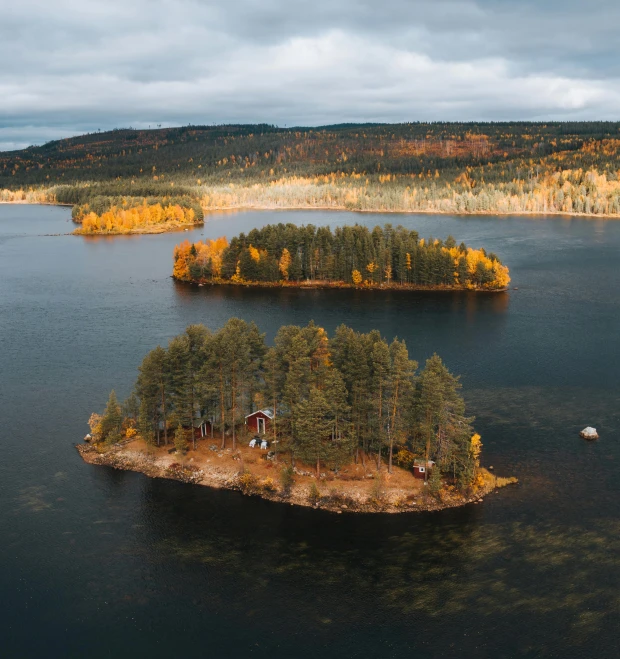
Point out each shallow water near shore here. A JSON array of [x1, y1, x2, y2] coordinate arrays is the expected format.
[[1, 205, 619, 658]]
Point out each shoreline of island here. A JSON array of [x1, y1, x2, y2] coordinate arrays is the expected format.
[[175, 277, 509, 293], [76, 438, 517, 514], [73, 220, 204, 235]]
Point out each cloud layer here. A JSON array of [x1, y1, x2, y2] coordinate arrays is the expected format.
[[2, 0, 620, 150]]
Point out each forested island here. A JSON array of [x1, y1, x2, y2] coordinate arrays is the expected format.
[[72, 200, 203, 235], [5, 122, 620, 222], [78, 320, 516, 513], [172, 223, 510, 290]]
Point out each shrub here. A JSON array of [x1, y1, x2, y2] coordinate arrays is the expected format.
[[308, 481, 321, 505], [279, 465, 295, 496], [394, 448, 415, 469], [428, 467, 443, 497], [260, 477, 278, 493], [174, 424, 189, 454], [105, 428, 122, 447], [237, 471, 260, 495], [370, 473, 386, 502]]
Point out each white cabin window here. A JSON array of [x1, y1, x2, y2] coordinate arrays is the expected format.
[[419, 467, 425, 473], [257, 417, 265, 434]]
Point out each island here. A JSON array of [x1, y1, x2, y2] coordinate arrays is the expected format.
[[77, 320, 516, 513], [72, 199, 203, 235], [172, 224, 510, 291]]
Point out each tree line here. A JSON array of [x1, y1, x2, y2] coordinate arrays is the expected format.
[[91, 320, 482, 490], [173, 223, 510, 290], [5, 122, 620, 220]]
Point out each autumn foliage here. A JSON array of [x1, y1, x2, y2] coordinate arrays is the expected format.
[[74, 202, 200, 234], [173, 236, 229, 280], [173, 224, 510, 290]]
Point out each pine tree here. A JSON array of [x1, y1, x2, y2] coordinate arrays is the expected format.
[[100, 390, 122, 442], [388, 339, 417, 473], [136, 345, 170, 445], [371, 337, 391, 469], [292, 387, 334, 478], [412, 354, 475, 489]]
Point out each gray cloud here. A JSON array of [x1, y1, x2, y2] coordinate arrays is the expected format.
[[2, 0, 620, 151]]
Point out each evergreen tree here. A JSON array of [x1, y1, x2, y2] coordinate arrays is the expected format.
[[412, 354, 475, 489], [371, 337, 391, 469], [388, 340, 417, 473], [100, 390, 122, 441], [135, 345, 170, 445]]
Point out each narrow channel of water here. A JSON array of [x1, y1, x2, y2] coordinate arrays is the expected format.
[[1, 205, 618, 658]]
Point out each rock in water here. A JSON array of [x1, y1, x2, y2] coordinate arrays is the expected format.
[[580, 427, 599, 440]]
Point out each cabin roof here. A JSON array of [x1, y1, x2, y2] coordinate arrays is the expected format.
[[245, 408, 274, 420], [413, 459, 436, 467]]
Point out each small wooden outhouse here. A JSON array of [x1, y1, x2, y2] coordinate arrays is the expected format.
[[412, 459, 436, 479], [244, 409, 274, 435]]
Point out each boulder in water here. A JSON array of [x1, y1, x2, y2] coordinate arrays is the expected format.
[[580, 427, 599, 440]]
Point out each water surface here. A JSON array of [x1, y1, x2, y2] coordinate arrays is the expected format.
[[1, 206, 619, 658]]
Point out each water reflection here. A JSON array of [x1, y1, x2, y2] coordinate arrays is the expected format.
[[172, 281, 510, 349], [100, 473, 619, 652]]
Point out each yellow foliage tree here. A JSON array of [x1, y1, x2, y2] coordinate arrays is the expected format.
[[470, 433, 482, 467], [230, 262, 244, 283], [352, 269, 363, 285], [173, 240, 192, 280], [279, 248, 292, 280], [88, 413, 103, 442]]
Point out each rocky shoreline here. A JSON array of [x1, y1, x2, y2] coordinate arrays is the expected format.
[[176, 277, 508, 294], [76, 441, 517, 514]]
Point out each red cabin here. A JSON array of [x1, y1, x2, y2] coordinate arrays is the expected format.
[[244, 409, 274, 435], [412, 459, 436, 479]]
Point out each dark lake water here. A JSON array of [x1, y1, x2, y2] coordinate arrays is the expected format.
[[1, 205, 619, 658]]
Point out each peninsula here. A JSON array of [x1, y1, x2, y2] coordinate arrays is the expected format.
[[173, 223, 510, 291], [77, 320, 516, 513]]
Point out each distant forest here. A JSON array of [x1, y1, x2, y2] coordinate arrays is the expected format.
[[173, 223, 510, 290], [4, 122, 620, 216]]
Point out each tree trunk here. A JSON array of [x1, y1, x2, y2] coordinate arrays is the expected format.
[[161, 383, 168, 446], [219, 363, 226, 449], [273, 398, 278, 462], [425, 409, 431, 487], [231, 364, 237, 451], [389, 381, 399, 474], [376, 381, 383, 470], [190, 384, 196, 450]]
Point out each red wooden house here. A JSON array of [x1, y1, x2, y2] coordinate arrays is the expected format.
[[245, 409, 274, 435], [412, 459, 436, 479]]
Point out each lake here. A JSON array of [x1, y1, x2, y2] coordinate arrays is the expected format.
[[1, 205, 619, 658]]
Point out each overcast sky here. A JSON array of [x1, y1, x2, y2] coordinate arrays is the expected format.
[[2, 0, 619, 151]]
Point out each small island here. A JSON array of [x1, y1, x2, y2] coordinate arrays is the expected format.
[[77, 320, 516, 513], [172, 224, 510, 291], [72, 199, 203, 235]]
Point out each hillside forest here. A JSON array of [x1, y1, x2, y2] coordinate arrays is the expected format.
[[90, 320, 482, 490], [4, 122, 620, 221], [172, 223, 510, 290]]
